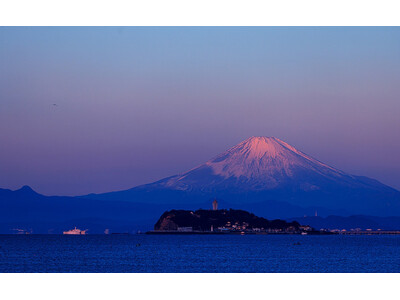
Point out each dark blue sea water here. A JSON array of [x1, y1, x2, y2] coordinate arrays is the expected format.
[[1, 234, 400, 272]]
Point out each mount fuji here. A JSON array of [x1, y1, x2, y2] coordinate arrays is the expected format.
[[85, 137, 400, 218]]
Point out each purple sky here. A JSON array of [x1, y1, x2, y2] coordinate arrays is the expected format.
[[1, 27, 400, 195]]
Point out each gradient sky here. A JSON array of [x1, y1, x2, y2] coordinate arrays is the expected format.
[[1, 27, 400, 195]]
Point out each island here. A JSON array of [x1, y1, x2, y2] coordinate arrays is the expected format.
[[147, 208, 326, 235]]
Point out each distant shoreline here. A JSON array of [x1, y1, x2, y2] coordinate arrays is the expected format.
[[146, 230, 336, 235], [3, 231, 400, 235]]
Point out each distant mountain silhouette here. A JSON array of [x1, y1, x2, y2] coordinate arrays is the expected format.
[[0, 186, 195, 233], [84, 137, 400, 217]]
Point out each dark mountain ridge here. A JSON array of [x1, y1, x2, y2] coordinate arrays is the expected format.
[[0, 185, 195, 233]]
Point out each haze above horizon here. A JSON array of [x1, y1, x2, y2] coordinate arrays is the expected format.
[[1, 27, 400, 195]]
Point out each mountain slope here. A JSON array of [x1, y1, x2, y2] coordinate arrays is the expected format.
[[85, 137, 400, 217]]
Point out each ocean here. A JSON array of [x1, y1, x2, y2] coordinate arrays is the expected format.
[[1, 234, 400, 272]]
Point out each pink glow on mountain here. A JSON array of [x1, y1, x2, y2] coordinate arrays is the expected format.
[[204, 137, 345, 180], [161, 136, 351, 191]]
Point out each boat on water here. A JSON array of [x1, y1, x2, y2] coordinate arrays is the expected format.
[[63, 227, 87, 235]]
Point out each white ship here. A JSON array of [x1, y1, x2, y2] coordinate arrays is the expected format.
[[63, 227, 87, 235]]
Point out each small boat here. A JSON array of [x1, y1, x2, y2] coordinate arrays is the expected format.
[[301, 232, 308, 235], [63, 227, 87, 235]]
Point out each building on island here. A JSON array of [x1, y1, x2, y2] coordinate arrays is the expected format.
[[177, 227, 193, 232], [212, 199, 218, 211]]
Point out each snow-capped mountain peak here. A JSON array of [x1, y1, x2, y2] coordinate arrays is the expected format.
[[204, 136, 343, 179], [158, 136, 350, 191]]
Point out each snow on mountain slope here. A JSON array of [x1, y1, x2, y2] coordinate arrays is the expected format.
[[157, 136, 360, 191], [206, 136, 345, 180]]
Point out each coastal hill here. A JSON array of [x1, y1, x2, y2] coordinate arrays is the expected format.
[[153, 208, 305, 233]]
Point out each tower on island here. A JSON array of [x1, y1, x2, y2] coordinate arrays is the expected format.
[[212, 199, 218, 211]]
